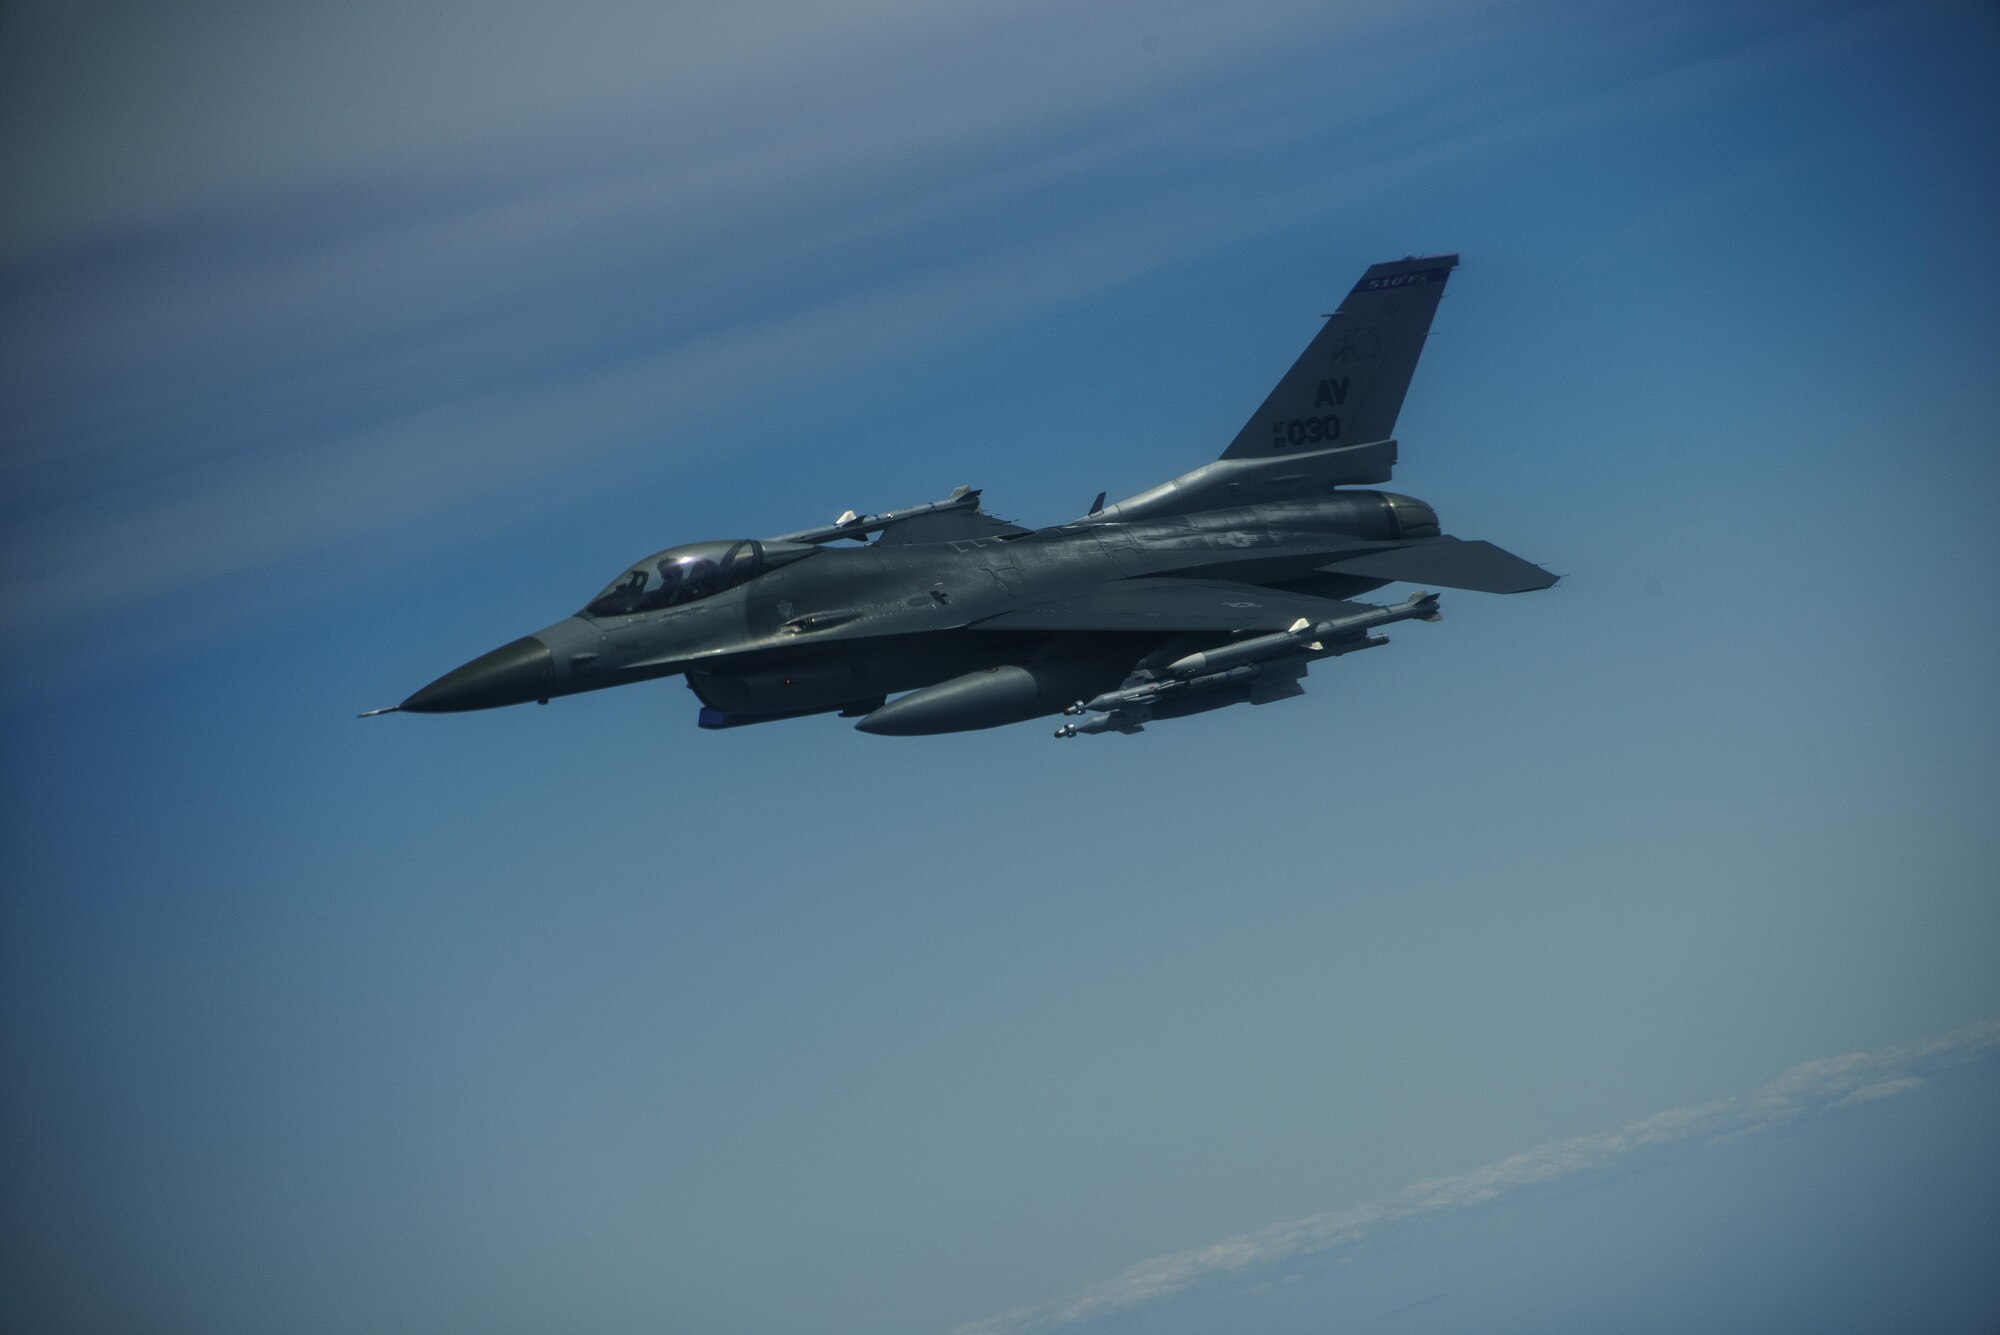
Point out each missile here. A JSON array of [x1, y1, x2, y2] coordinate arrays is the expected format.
[[1055, 661, 1318, 737], [772, 485, 982, 546], [1055, 712, 1122, 738], [1160, 591, 1438, 679], [1072, 664, 1264, 717], [1056, 634, 1388, 734], [1053, 594, 1433, 739]]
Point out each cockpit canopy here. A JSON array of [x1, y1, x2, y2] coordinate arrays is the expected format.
[[584, 540, 766, 618]]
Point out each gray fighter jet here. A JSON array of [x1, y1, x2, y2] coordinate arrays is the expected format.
[[365, 254, 1554, 738]]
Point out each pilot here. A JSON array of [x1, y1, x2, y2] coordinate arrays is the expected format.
[[678, 557, 719, 602], [649, 559, 686, 610]]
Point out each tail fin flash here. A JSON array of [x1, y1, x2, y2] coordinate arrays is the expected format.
[[1221, 254, 1457, 460]]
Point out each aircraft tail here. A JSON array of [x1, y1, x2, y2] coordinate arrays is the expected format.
[[1220, 254, 1456, 460], [1087, 254, 1457, 525]]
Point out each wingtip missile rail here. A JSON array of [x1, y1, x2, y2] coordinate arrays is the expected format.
[[770, 486, 982, 546]]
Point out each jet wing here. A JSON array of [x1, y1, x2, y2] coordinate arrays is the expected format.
[[1317, 537, 1556, 594], [875, 508, 1032, 544], [970, 578, 1373, 633]]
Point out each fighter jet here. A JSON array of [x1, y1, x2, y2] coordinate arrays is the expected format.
[[364, 254, 1554, 738]]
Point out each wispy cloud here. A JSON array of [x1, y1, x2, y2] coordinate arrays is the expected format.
[[1, 1, 1880, 670], [0, 1, 1379, 650], [947, 1014, 2000, 1335]]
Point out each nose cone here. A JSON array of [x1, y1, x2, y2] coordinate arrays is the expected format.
[[401, 636, 555, 713]]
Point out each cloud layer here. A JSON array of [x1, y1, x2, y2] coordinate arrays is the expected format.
[[949, 1014, 2000, 1335], [3, 2, 1856, 666], [0, 0, 1396, 652]]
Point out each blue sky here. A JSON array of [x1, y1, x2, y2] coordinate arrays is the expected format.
[[3, 2, 1997, 1331]]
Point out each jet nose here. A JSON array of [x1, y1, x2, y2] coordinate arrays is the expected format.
[[400, 636, 555, 713]]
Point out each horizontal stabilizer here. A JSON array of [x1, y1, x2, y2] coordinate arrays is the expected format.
[[1319, 538, 1555, 594]]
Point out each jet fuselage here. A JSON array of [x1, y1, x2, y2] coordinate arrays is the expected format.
[[400, 490, 1436, 722], [372, 252, 1557, 739]]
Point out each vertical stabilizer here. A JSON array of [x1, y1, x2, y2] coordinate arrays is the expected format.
[[1220, 254, 1457, 460]]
